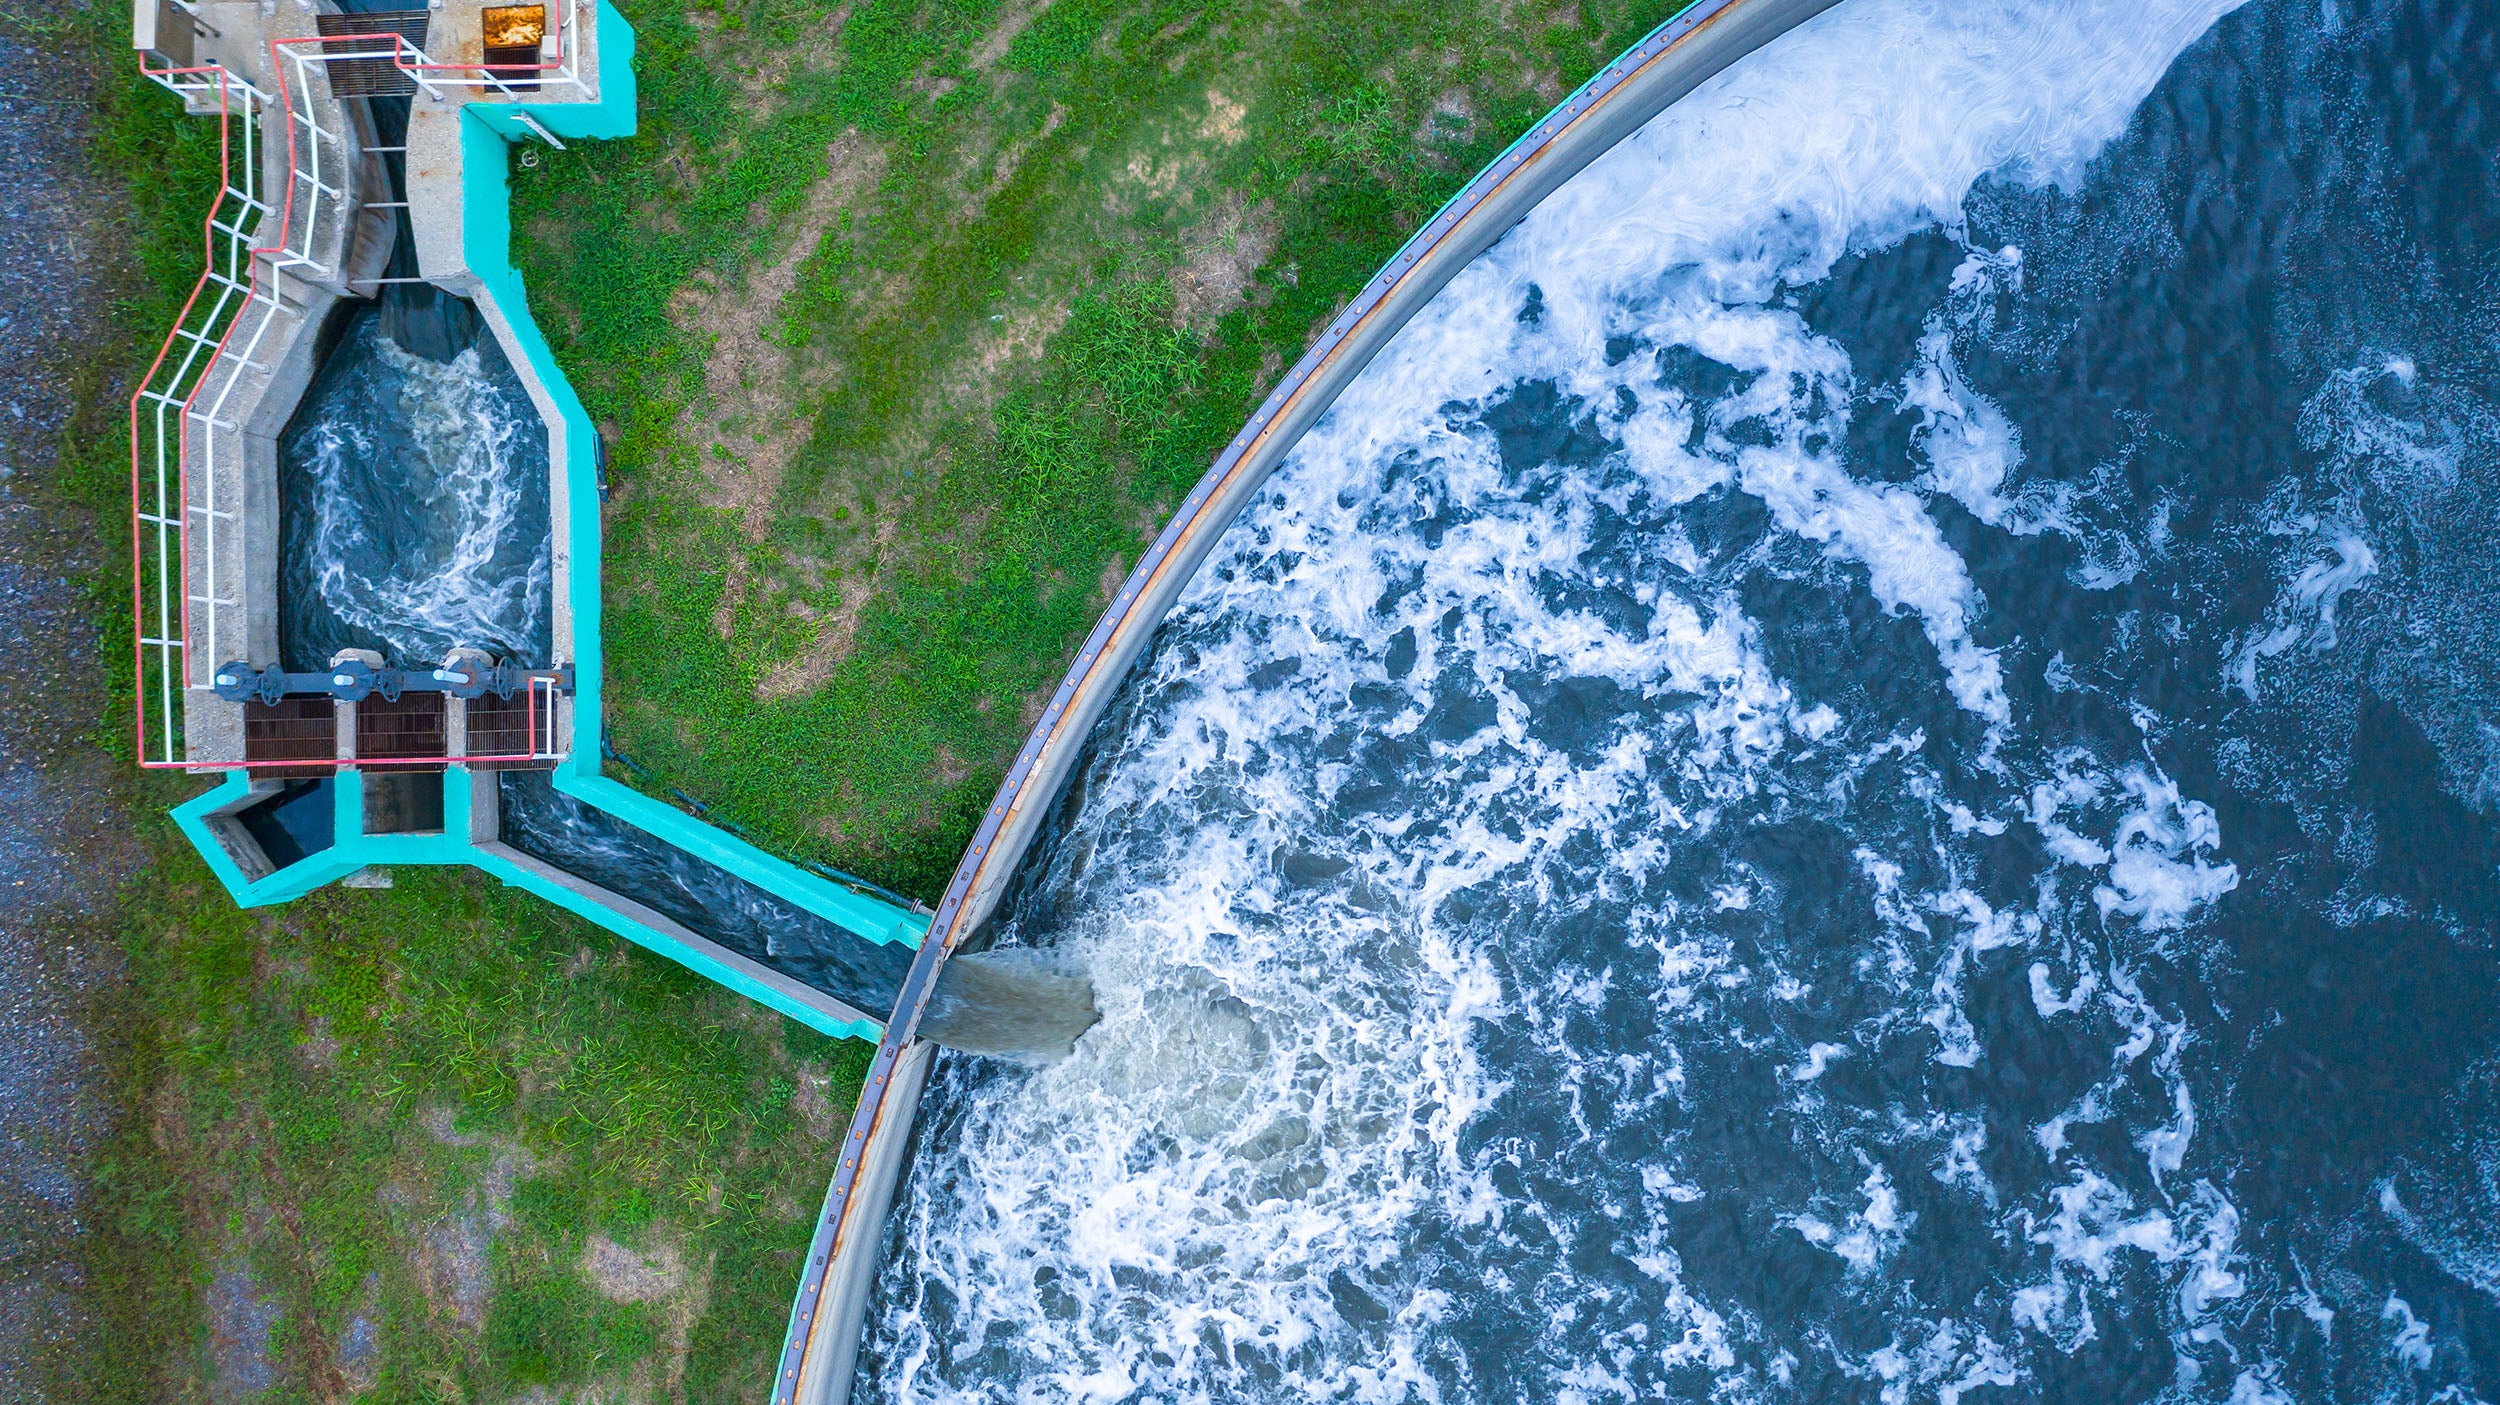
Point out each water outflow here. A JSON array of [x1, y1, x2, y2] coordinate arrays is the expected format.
[[359, 93, 481, 364], [496, 773, 1098, 1058], [918, 948, 1101, 1063], [867, 0, 2500, 1398], [275, 91, 548, 671]]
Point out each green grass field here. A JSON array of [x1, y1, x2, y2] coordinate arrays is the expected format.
[[27, 0, 1690, 1397], [79, 832, 871, 1402]]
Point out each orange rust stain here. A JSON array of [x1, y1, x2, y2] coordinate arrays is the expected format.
[[482, 6, 547, 47]]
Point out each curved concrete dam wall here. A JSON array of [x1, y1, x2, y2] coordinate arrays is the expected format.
[[772, 0, 1849, 1397]]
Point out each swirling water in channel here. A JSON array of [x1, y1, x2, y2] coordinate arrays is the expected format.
[[277, 312, 552, 671], [865, 0, 2500, 1399]]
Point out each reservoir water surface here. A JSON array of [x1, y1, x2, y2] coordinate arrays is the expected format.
[[869, 0, 2500, 1397]]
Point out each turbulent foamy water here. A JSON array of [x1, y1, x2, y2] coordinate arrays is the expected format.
[[866, 0, 2500, 1398], [278, 312, 551, 670]]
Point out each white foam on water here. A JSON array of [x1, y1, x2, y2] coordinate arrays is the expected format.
[[2382, 1295, 2435, 1370], [2227, 530, 2378, 700], [2092, 768, 2239, 935], [867, 0, 2265, 1396], [1282, 0, 2250, 740], [1790, 1162, 1911, 1273], [291, 323, 550, 665], [2377, 1058, 2500, 1311], [1788, 1041, 1850, 1082], [1900, 246, 2076, 539], [2210, 351, 2500, 822], [2028, 961, 2099, 1019], [2010, 1173, 2244, 1347], [1834, 1321, 2022, 1405]]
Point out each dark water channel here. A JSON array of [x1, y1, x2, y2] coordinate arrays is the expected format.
[[866, 0, 2500, 1399], [497, 770, 914, 1018], [498, 772, 1097, 1054]]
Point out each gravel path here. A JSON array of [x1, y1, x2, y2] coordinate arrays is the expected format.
[[0, 28, 150, 1401]]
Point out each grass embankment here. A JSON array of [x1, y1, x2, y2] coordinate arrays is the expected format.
[[518, 0, 1695, 898], [94, 856, 871, 1402]]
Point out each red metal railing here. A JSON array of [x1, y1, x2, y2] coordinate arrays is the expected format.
[[129, 10, 590, 770], [128, 61, 270, 768]]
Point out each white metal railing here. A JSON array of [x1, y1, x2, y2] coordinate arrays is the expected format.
[[130, 4, 592, 768], [129, 61, 272, 767], [502, 675, 566, 763]]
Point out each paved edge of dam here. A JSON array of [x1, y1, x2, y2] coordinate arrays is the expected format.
[[770, 0, 1854, 1398]]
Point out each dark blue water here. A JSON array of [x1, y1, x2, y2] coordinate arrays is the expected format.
[[275, 315, 552, 671], [276, 92, 547, 672], [236, 778, 335, 869], [867, 0, 2500, 1398]]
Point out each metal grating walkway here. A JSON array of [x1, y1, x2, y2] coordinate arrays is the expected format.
[[311, 11, 431, 97]]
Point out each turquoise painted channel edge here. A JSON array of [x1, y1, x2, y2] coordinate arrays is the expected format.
[[169, 1, 922, 1043]]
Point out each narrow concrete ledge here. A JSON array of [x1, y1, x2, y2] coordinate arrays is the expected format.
[[194, 777, 292, 885], [789, 1039, 936, 1405]]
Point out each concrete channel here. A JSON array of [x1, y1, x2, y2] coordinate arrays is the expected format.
[[130, 1, 930, 1046], [769, 0, 1848, 1397], [129, 0, 1850, 1391]]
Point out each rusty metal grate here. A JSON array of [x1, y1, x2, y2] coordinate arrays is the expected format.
[[244, 698, 338, 779], [482, 5, 547, 91], [356, 693, 448, 770], [312, 10, 430, 98], [463, 695, 555, 770]]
